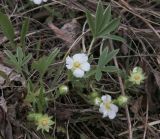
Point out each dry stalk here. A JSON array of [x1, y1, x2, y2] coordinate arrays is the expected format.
[[109, 40, 133, 139]]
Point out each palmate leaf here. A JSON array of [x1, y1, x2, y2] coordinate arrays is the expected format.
[[95, 4, 111, 37], [4, 47, 32, 73], [98, 48, 119, 68], [97, 18, 120, 37], [32, 48, 59, 77], [0, 12, 15, 46], [86, 1, 121, 40], [94, 48, 119, 81]]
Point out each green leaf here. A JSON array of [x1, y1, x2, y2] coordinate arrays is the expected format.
[[102, 5, 111, 27], [95, 0, 104, 33], [97, 18, 120, 37], [23, 53, 32, 66], [0, 12, 15, 46], [16, 47, 24, 65], [84, 69, 97, 78], [95, 69, 102, 81], [102, 34, 125, 42], [32, 48, 59, 78], [98, 47, 108, 67], [86, 11, 95, 37], [96, 4, 111, 36], [98, 48, 119, 67], [4, 47, 32, 74], [20, 18, 29, 48], [4, 50, 17, 64], [37, 86, 47, 113], [102, 66, 120, 73]]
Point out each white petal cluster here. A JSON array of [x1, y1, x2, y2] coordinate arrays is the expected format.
[[99, 95, 118, 119], [66, 53, 90, 78], [31, 0, 47, 5]]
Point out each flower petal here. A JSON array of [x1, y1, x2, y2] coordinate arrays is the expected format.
[[66, 56, 73, 64], [110, 104, 118, 113], [102, 112, 109, 118], [73, 53, 88, 63], [108, 110, 116, 119], [80, 62, 90, 71], [66, 56, 73, 69], [99, 104, 105, 113], [101, 95, 111, 102], [101, 96, 107, 102], [33, 0, 42, 4], [73, 69, 84, 78]]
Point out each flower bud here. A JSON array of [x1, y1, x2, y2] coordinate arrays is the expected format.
[[94, 97, 102, 106], [116, 95, 129, 107], [90, 91, 99, 98], [59, 85, 69, 95], [128, 66, 146, 85]]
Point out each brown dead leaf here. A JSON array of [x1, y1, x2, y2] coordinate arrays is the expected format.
[[130, 96, 143, 114], [0, 63, 25, 88], [152, 70, 160, 89], [55, 108, 73, 121], [156, 55, 160, 65], [145, 72, 159, 112], [0, 97, 13, 139], [48, 19, 81, 51], [0, 97, 7, 113]]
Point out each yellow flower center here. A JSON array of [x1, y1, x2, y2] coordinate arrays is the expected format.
[[41, 119, 49, 126], [105, 102, 111, 110], [73, 61, 81, 68], [134, 74, 141, 81]]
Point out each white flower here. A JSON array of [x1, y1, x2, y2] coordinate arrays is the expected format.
[[66, 53, 90, 78], [31, 0, 47, 5], [99, 95, 118, 119]]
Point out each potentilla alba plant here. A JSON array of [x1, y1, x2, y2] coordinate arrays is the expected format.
[[30, 0, 47, 5], [99, 95, 118, 119], [129, 67, 146, 85], [66, 53, 90, 78]]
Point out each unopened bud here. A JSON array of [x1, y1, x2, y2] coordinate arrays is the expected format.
[[59, 85, 69, 95], [90, 91, 99, 98], [94, 97, 102, 106], [116, 95, 128, 107]]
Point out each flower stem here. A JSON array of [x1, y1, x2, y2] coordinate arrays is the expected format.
[[87, 38, 95, 55]]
